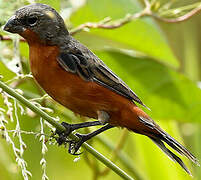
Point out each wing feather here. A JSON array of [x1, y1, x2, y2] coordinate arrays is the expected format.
[[57, 48, 148, 109]]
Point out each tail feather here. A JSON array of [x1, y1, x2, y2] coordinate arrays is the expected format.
[[155, 127, 200, 166], [150, 137, 192, 176], [137, 115, 200, 175]]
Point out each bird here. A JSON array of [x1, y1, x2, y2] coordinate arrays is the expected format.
[[4, 3, 199, 175]]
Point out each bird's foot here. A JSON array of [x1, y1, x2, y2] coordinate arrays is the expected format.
[[68, 133, 89, 155], [56, 122, 91, 155], [56, 122, 113, 155], [56, 120, 103, 146], [56, 122, 75, 145]]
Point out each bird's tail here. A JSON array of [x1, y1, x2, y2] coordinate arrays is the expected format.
[[134, 115, 200, 175], [149, 134, 198, 176]]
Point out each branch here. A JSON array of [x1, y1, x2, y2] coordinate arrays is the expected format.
[[0, 79, 133, 180], [69, 10, 148, 35], [153, 5, 201, 23], [69, 2, 201, 35], [158, 2, 201, 17]]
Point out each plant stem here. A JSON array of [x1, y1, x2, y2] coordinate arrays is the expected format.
[[0, 80, 134, 180], [97, 135, 144, 180]]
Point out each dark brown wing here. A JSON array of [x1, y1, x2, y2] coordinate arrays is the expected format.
[[57, 38, 148, 109]]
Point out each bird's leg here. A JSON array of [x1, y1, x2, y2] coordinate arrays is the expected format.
[[62, 121, 103, 135], [69, 124, 114, 155], [56, 121, 102, 145], [57, 111, 110, 145], [59, 111, 109, 135]]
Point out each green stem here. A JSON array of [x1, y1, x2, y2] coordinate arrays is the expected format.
[[0, 80, 133, 180], [97, 136, 144, 180], [83, 143, 133, 180]]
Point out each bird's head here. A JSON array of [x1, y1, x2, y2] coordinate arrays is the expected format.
[[4, 3, 69, 45]]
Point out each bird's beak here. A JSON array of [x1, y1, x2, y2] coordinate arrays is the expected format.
[[4, 15, 25, 34]]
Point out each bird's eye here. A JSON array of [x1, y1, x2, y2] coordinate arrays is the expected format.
[[26, 16, 38, 26]]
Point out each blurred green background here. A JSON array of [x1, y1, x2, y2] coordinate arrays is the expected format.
[[0, 0, 201, 179]]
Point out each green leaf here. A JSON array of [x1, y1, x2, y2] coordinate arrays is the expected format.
[[70, 0, 179, 67]]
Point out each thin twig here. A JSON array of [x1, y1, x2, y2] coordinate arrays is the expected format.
[[159, 2, 201, 17], [69, 10, 148, 35], [153, 5, 201, 23], [69, 2, 201, 35]]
